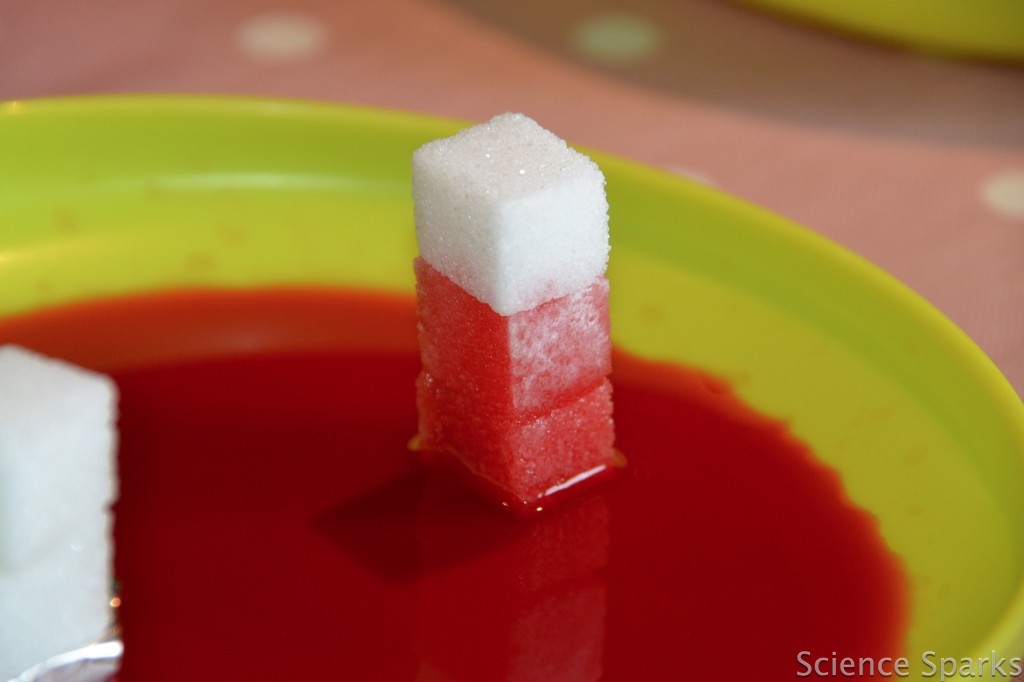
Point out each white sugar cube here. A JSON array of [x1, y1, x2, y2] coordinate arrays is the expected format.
[[0, 345, 118, 680], [412, 113, 609, 316]]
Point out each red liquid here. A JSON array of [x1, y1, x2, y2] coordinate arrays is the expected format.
[[0, 289, 905, 681]]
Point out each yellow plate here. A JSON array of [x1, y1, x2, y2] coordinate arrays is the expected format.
[[736, 0, 1024, 61], [1, 95, 1023, 673]]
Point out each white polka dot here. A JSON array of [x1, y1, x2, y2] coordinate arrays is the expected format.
[[982, 170, 1024, 219], [667, 166, 717, 187], [570, 13, 662, 64], [236, 12, 328, 63]]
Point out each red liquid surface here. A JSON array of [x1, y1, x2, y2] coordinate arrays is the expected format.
[[0, 289, 906, 681]]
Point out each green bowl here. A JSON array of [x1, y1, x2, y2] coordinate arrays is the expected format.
[[735, 0, 1024, 62], [2, 95, 1023, 673]]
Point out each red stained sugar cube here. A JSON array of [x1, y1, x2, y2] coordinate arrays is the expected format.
[[414, 258, 611, 417]]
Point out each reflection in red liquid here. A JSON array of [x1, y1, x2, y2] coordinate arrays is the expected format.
[[0, 289, 905, 681]]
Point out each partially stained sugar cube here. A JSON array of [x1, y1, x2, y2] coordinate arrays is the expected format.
[[0, 345, 118, 680], [412, 113, 615, 504]]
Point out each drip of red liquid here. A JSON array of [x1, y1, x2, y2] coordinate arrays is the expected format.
[[0, 288, 905, 681]]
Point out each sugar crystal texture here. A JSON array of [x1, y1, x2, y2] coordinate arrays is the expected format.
[[0, 345, 118, 680], [412, 114, 615, 503], [415, 259, 611, 417], [412, 112, 609, 317]]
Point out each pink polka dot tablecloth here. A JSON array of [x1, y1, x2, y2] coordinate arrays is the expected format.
[[0, 0, 1021, 394]]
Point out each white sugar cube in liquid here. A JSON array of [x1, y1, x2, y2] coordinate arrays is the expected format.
[[0, 345, 118, 680]]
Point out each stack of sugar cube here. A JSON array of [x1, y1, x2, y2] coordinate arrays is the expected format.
[[0, 345, 118, 680], [412, 113, 615, 504]]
